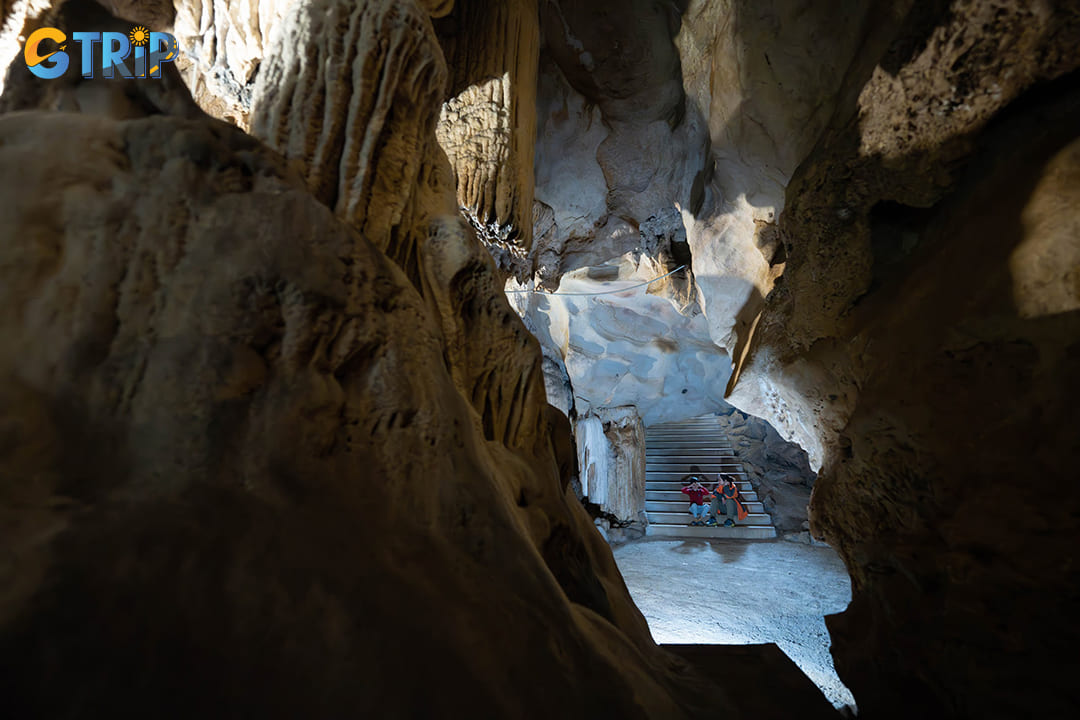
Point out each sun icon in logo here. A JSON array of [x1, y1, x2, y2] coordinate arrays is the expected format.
[[129, 26, 149, 46]]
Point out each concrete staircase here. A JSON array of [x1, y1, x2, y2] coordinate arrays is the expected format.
[[645, 416, 776, 539]]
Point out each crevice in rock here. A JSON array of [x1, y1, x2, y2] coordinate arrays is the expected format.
[[866, 199, 936, 291]]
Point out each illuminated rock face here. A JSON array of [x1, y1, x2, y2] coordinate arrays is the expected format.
[[433, 0, 539, 270], [0, 1, 722, 717], [1, 0, 1079, 717], [574, 406, 647, 527], [800, 87, 1080, 720], [525, 1, 1080, 717], [509, 259, 732, 428]]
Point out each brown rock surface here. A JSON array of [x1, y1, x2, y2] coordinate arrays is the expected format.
[[815, 81, 1080, 719], [172, 0, 296, 128], [434, 0, 540, 271], [248, 0, 547, 460], [0, 86, 705, 720], [714, 407, 814, 533], [723, 2, 1080, 717], [0, 1, 727, 717]]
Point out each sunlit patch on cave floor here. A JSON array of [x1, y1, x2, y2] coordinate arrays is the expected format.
[[613, 538, 857, 711]]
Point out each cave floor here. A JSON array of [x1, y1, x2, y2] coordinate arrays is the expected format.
[[612, 538, 856, 711]]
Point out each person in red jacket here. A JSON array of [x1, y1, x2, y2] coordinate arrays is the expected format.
[[680, 465, 713, 526]]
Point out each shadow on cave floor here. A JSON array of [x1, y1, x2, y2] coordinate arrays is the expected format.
[[613, 538, 856, 711], [664, 539, 749, 563]]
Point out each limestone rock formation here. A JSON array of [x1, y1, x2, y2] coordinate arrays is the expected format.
[[574, 406, 647, 530], [0, 1, 729, 717], [4, 0, 1080, 716], [510, 1, 1080, 715], [724, 3, 1080, 717], [0, 109, 689, 716], [172, 0, 294, 127], [509, 257, 733, 427], [713, 406, 814, 533], [810, 81, 1080, 719], [434, 0, 539, 271]]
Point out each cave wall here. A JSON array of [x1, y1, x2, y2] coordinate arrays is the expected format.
[[3, 0, 1079, 716], [728, 1, 1080, 716], [517, 1, 1080, 715], [815, 80, 1080, 719], [0, 1, 730, 716], [515, 0, 892, 439], [598, 406, 648, 525], [434, 0, 538, 271], [674, 0, 868, 360], [509, 256, 735, 427], [712, 405, 814, 534]]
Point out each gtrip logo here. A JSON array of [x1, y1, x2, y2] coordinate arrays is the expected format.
[[24, 25, 179, 80]]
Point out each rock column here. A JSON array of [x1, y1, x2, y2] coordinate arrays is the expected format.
[[575, 407, 646, 525], [600, 406, 647, 525], [434, 0, 539, 274]]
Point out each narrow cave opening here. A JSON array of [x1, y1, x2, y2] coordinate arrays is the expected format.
[[575, 407, 856, 712]]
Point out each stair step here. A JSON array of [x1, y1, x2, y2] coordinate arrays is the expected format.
[[645, 454, 739, 460], [646, 511, 772, 525], [646, 452, 737, 457], [645, 524, 777, 539], [646, 434, 729, 438], [648, 420, 722, 425], [646, 465, 746, 471], [638, 417, 775, 539], [646, 452, 741, 458], [646, 480, 752, 491], [646, 458, 742, 463], [643, 462, 738, 468], [646, 466, 740, 471], [645, 500, 765, 513], [647, 430, 725, 434], [648, 490, 760, 500], [645, 446, 736, 451], [646, 465, 739, 469], [647, 438, 729, 443], [646, 475, 748, 482], [647, 427, 723, 431], [647, 470, 746, 475], [646, 443, 735, 447], [647, 424, 723, 430], [646, 466, 746, 472], [647, 445, 733, 450], [646, 489, 759, 502]]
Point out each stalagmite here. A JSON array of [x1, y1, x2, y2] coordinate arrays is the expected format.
[[575, 414, 609, 507], [434, 0, 539, 274], [1, 0, 1078, 717]]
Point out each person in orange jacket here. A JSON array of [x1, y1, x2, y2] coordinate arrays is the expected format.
[[709, 473, 748, 527]]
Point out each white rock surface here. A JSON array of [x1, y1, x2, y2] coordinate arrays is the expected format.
[[533, 59, 608, 246], [510, 254, 733, 427], [576, 414, 610, 506], [173, 0, 296, 126], [516, 1, 875, 462]]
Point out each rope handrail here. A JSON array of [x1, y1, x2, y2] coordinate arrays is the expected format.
[[505, 264, 687, 297]]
